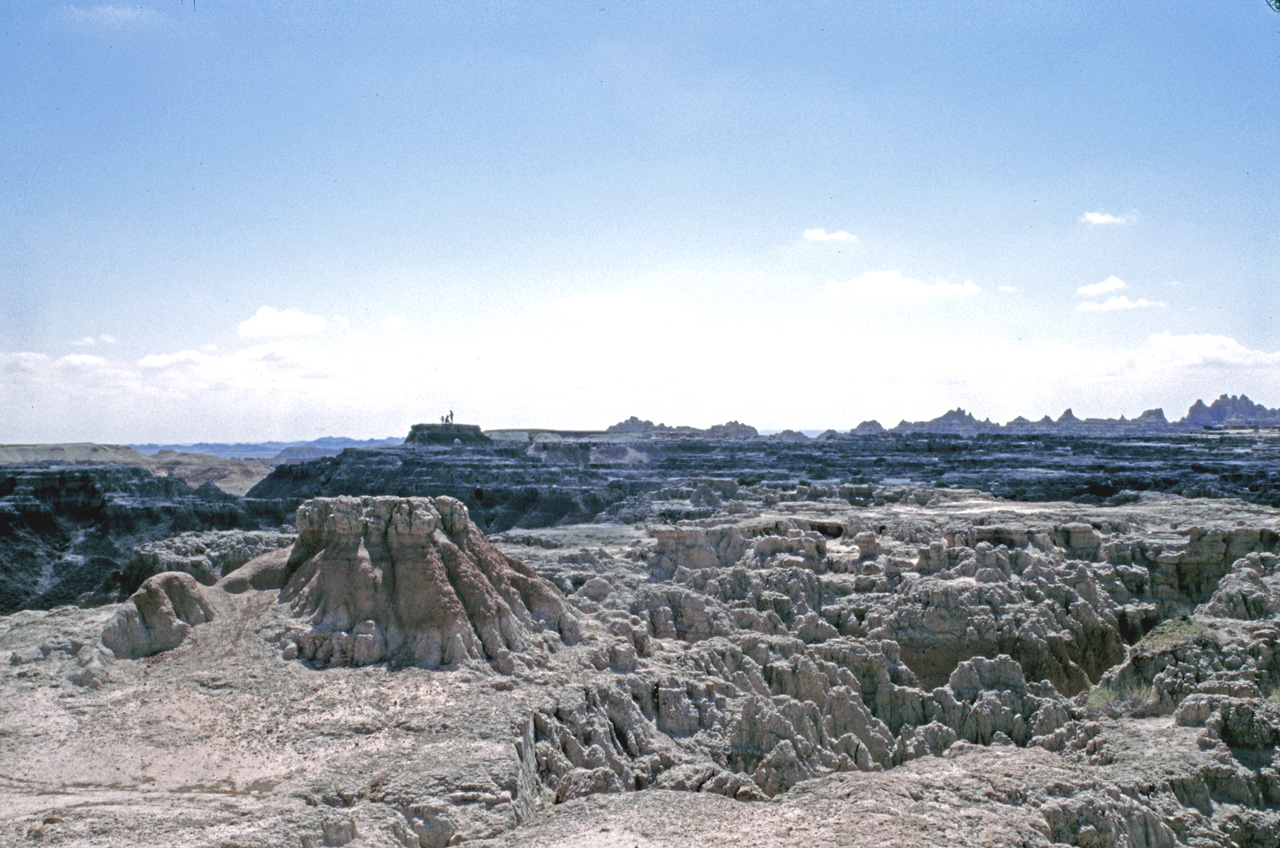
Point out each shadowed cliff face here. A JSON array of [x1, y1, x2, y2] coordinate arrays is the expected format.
[[0, 464, 289, 614], [245, 432, 1280, 533]]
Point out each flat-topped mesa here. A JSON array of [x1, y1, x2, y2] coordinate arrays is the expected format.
[[404, 423, 492, 447], [280, 496, 578, 670]]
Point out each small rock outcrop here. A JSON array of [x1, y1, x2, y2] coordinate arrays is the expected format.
[[280, 496, 579, 669], [704, 421, 759, 440], [215, 547, 294, 593], [101, 571, 215, 659], [404, 423, 492, 446]]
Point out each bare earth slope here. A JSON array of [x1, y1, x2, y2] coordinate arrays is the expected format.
[[3, 488, 1280, 846]]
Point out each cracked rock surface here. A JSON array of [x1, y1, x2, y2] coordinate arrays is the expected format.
[[3, 488, 1280, 847]]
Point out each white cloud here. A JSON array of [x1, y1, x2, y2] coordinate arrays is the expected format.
[[1077, 296, 1166, 312], [1, 352, 50, 375], [1080, 211, 1132, 226], [804, 228, 858, 243], [138, 349, 212, 369], [1077, 276, 1126, 297], [998, 285, 1018, 293], [1136, 332, 1280, 369], [237, 306, 330, 338], [59, 354, 107, 367], [3, 303, 1280, 442], [826, 270, 980, 299], [70, 333, 117, 347], [384, 316, 412, 330]]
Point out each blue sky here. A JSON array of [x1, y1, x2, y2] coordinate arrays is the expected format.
[[2, 1, 1278, 441]]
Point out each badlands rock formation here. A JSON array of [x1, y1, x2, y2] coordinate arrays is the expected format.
[[279, 496, 579, 669], [887, 393, 1280, 435], [0, 464, 289, 614], [3, 484, 1280, 846]]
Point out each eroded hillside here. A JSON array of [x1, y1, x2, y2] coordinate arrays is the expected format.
[[2, 484, 1280, 846]]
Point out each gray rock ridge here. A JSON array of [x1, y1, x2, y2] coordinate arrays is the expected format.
[[608, 395, 1280, 437], [128, 434, 405, 460], [604, 417, 759, 438]]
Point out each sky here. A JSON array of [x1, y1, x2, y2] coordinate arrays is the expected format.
[[2, 1, 1278, 442]]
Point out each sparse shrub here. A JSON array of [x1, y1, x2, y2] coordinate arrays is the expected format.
[[1087, 684, 1120, 712], [1085, 683, 1159, 718]]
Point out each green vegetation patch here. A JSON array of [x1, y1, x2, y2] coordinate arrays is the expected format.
[[1133, 617, 1215, 657]]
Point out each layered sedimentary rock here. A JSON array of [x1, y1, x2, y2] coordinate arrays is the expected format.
[[280, 496, 579, 669], [247, 426, 1280, 540], [0, 464, 287, 614]]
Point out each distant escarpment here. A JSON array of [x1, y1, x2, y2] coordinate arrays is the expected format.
[[247, 417, 1280, 537], [0, 443, 274, 495], [0, 464, 289, 614]]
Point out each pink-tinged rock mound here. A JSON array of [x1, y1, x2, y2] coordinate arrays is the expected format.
[[101, 571, 215, 659], [280, 496, 580, 669]]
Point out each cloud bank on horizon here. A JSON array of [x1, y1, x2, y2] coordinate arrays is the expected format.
[[3, 297, 1280, 442], [1, 2, 1277, 441]]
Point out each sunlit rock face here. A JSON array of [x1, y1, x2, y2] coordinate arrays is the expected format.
[[280, 496, 579, 670], [101, 571, 215, 660]]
